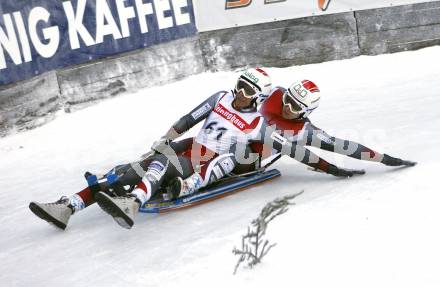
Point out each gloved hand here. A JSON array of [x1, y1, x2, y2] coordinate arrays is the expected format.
[[327, 164, 366, 178], [151, 137, 171, 154], [381, 154, 417, 167]]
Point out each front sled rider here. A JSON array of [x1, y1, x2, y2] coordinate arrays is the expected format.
[[29, 68, 274, 230], [29, 68, 358, 230]]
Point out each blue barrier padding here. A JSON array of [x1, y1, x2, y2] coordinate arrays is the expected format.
[[0, 0, 197, 85]]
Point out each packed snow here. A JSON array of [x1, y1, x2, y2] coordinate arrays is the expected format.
[[1, 46, 439, 287]]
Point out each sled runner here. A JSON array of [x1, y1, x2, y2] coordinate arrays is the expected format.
[[139, 169, 281, 213]]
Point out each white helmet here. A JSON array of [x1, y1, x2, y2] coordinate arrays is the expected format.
[[235, 68, 272, 104], [282, 80, 321, 118]]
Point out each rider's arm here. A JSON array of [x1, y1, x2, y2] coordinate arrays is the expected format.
[[153, 91, 225, 146], [162, 91, 226, 141], [303, 123, 415, 166], [257, 121, 364, 177], [302, 123, 382, 162], [150, 92, 225, 155]]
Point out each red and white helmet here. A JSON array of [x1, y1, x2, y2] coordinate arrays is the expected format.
[[282, 80, 321, 118], [235, 68, 272, 104]]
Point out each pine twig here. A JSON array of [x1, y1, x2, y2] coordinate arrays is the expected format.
[[233, 191, 303, 274]]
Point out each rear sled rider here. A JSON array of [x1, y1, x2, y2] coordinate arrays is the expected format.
[[29, 69, 416, 230], [253, 79, 416, 172]]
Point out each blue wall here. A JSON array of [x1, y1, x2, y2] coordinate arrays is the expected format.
[[0, 0, 197, 86]]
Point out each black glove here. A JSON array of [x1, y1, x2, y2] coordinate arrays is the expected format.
[[327, 164, 366, 178], [382, 154, 417, 167]]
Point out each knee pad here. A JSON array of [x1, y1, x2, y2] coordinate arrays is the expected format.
[[201, 153, 236, 186]]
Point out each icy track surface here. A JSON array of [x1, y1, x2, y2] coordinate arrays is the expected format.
[[1, 47, 440, 287]]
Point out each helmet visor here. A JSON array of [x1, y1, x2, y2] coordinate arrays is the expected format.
[[282, 90, 304, 113], [236, 78, 259, 98]]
